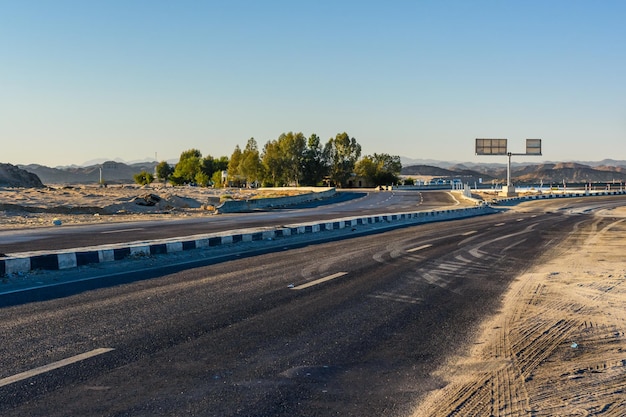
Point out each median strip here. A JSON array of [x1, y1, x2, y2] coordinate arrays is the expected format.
[[290, 272, 348, 290], [0, 348, 115, 388], [1, 205, 497, 279]]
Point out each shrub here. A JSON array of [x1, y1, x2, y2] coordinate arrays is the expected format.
[[134, 171, 154, 185]]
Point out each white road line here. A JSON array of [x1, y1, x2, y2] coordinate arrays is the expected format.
[[405, 254, 425, 263], [406, 244, 432, 253], [461, 230, 477, 236], [494, 223, 506, 227], [438, 263, 460, 272], [0, 348, 115, 388], [100, 228, 144, 234], [370, 293, 422, 304], [454, 255, 472, 263], [290, 272, 348, 290]]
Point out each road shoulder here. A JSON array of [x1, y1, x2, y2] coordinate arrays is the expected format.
[[412, 208, 626, 416]]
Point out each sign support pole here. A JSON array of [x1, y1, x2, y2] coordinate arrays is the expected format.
[[507, 152, 512, 188], [475, 139, 542, 197]]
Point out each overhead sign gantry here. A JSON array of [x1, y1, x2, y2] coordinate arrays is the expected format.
[[476, 138, 542, 196]]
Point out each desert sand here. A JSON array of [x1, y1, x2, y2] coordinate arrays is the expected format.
[[0, 185, 301, 229], [412, 206, 626, 416]]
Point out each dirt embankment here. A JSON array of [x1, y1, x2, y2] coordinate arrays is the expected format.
[[412, 207, 626, 416], [0, 185, 307, 229]]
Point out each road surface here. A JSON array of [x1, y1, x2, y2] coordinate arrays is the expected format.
[[2, 195, 623, 416], [0, 190, 460, 254]]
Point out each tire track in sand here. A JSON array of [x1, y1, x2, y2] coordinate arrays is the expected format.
[[411, 213, 626, 416]]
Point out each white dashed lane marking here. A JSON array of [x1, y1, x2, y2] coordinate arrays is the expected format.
[[0, 348, 115, 388], [406, 244, 432, 253], [290, 272, 348, 290]]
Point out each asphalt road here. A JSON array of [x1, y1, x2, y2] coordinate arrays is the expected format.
[[0, 190, 460, 254], [2, 196, 623, 416]]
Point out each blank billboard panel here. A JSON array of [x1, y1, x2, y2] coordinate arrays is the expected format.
[[526, 139, 542, 155], [475, 138, 508, 155]]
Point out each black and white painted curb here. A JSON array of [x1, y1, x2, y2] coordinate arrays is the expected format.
[[494, 189, 626, 204], [3, 190, 625, 277], [1, 206, 496, 277]]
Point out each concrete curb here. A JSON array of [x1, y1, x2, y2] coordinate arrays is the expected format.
[[493, 189, 626, 204], [0, 205, 496, 277], [216, 187, 336, 213]]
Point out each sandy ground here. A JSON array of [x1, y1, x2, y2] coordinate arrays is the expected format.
[[412, 206, 626, 416], [0, 185, 301, 229]]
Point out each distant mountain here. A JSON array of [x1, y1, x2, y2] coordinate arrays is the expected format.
[[400, 157, 465, 169], [401, 162, 626, 184], [571, 159, 626, 168], [79, 157, 128, 167], [75, 157, 178, 168], [15, 158, 626, 186], [19, 161, 158, 185], [400, 156, 626, 170], [401, 165, 496, 183]]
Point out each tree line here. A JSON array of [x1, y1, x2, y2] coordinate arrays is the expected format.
[[135, 132, 402, 188]]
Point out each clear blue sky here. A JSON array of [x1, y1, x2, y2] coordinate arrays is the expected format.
[[1, 0, 624, 167]]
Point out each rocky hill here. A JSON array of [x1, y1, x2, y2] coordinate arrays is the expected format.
[[402, 163, 626, 184], [19, 161, 157, 185], [0, 163, 45, 188]]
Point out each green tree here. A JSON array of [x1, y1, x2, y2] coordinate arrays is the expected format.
[[373, 153, 402, 185], [214, 156, 229, 172], [354, 156, 377, 184], [133, 170, 154, 186], [301, 133, 327, 186], [171, 149, 202, 185], [195, 171, 211, 187], [356, 153, 402, 185], [198, 155, 229, 187], [211, 170, 224, 187], [239, 138, 263, 186], [276, 132, 306, 186], [200, 156, 216, 179], [261, 139, 285, 186], [155, 161, 173, 183], [228, 145, 243, 186], [325, 132, 361, 187]]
